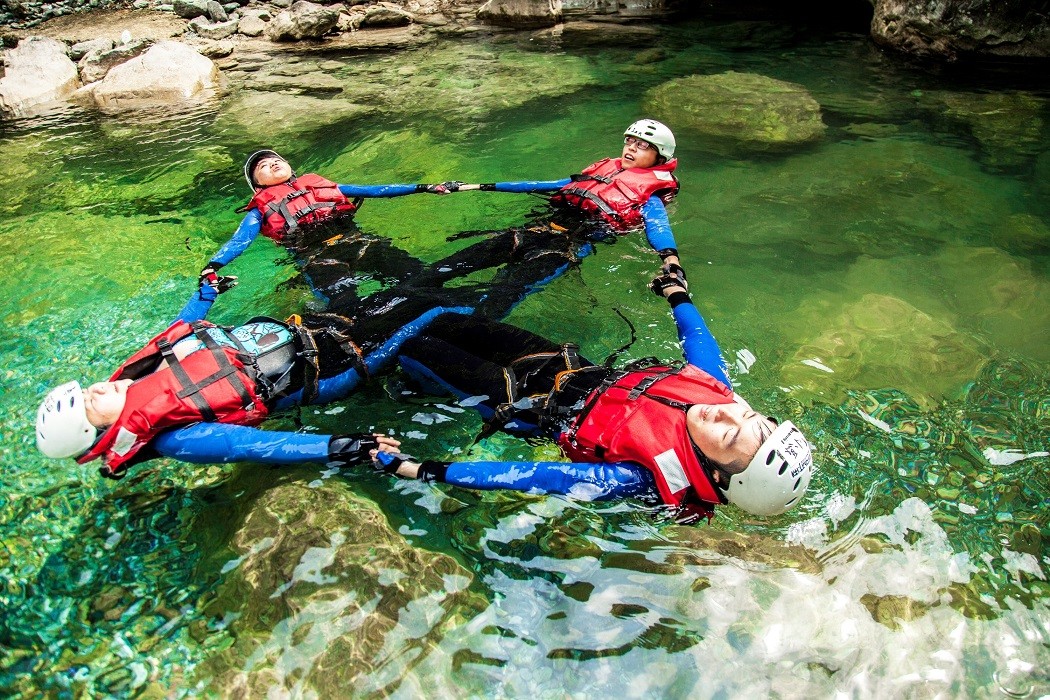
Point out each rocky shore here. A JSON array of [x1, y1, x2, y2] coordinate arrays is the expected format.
[[1, 0, 1047, 119]]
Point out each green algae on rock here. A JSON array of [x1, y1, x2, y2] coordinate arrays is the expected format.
[[643, 71, 826, 152]]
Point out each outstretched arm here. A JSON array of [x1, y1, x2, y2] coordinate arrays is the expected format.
[[376, 455, 656, 501], [338, 183, 447, 197], [152, 424, 399, 467], [641, 195, 679, 256], [207, 209, 263, 271], [651, 271, 731, 387]]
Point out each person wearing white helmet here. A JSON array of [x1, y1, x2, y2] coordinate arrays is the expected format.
[[33, 272, 489, 480], [389, 119, 687, 315], [198, 149, 460, 308], [369, 259, 814, 521]]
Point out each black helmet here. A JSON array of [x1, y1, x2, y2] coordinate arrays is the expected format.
[[244, 149, 290, 191]]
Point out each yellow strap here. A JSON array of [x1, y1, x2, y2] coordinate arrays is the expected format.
[[285, 314, 302, 326]]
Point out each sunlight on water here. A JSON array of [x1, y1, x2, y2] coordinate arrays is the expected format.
[[0, 19, 1047, 698]]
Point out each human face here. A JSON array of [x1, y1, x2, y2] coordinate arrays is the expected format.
[[252, 157, 292, 187], [621, 136, 659, 168], [686, 402, 776, 475], [83, 379, 132, 428]]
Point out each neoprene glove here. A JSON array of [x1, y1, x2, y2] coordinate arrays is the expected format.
[[328, 434, 381, 467], [199, 262, 238, 294], [650, 273, 687, 298], [421, 181, 462, 195]]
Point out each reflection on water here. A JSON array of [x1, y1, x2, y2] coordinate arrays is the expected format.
[[1, 18, 1048, 698]]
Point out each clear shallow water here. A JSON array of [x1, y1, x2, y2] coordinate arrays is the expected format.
[[1, 19, 1048, 698]]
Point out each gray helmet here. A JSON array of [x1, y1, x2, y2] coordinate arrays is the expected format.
[[244, 149, 290, 191], [720, 421, 813, 516], [624, 119, 676, 160]]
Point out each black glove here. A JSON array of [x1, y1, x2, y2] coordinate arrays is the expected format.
[[661, 261, 687, 286], [650, 273, 687, 298], [198, 261, 224, 286], [422, 181, 462, 194], [199, 263, 238, 294], [373, 450, 416, 475], [328, 433, 380, 467]]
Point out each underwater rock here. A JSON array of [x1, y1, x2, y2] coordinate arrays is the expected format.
[[82, 40, 221, 111], [782, 293, 985, 405], [930, 89, 1045, 168], [643, 71, 826, 151], [0, 36, 80, 118], [532, 19, 661, 47], [199, 481, 481, 695], [218, 88, 376, 140], [871, 0, 1050, 61]]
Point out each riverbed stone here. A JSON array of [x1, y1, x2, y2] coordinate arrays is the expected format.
[[359, 2, 414, 27], [644, 71, 826, 151], [69, 36, 113, 60], [204, 0, 228, 21], [197, 481, 483, 696], [187, 16, 238, 39], [478, 0, 561, 28], [77, 38, 151, 84], [871, 0, 1050, 61], [84, 40, 221, 110], [0, 36, 80, 118], [266, 1, 340, 40], [237, 12, 267, 36], [533, 18, 660, 46], [172, 0, 209, 19]]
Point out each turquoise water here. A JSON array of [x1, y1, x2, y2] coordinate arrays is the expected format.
[[1, 19, 1048, 697]]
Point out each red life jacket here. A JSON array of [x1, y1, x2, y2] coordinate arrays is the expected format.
[[551, 157, 679, 231], [77, 321, 269, 476], [557, 364, 733, 513], [245, 173, 358, 242]]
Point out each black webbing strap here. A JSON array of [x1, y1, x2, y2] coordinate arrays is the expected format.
[[570, 172, 615, 185], [192, 323, 256, 410], [157, 337, 217, 422], [627, 366, 678, 400], [560, 187, 622, 221], [289, 324, 321, 405], [294, 201, 337, 220]]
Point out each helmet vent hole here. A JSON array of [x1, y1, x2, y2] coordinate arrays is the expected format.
[[793, 477, 802, 490], [786, 496, 798, 505], [765, 451, 776, 466], [778, 461, 788, 476]]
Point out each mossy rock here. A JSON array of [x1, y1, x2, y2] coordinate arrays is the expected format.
[[644, 71, 826, 152]]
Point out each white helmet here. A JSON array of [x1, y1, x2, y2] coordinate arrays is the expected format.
[[244, 149, 289, 192], [36, 381, 97, 459], [721, 421, 812, 516], [624, 119, 676, 160]]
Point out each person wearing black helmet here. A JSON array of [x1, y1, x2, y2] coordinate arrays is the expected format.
[[369, 259, 815, 522], [198, 149, 457, 305]]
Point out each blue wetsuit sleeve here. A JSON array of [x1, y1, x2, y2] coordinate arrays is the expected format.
[[173, 283, 218, 324], [671, 297, 732, 387], [152, 423, 330, 464], [337, 183, 422, 198], [642, 196, 677, 252], [271, 305, 476, 411], [492, 178, 571, 193], [442, 460, 655, 500], [210, 210, 263, 268]]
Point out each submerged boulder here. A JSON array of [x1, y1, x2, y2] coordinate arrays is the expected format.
[[0, 37, 80, 118], [644, 71, 826, 151], [84, 40, 221, 111], [871, 0, 1050, 61]]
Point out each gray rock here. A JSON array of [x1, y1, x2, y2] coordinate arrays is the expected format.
[[871, 0, 1050, 61], [478, 0, 561, 28], [0, 37, 80, 118], [533, 19, 659, 46], [223, 2, 240, 12], [266, 1, 340, 41], [188, 17, 239, 40], [85, 40, 221, 111], [78, 39, 151, 84], [360, 3, 413, 27], [237, 13, 267, 36], [205, 0, 228, 22], [172, 0, 209, 19], [271, 0, 292, 8], [69, 37, 113, 62]]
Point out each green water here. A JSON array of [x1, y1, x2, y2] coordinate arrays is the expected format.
[[2, 20, 1048, 698]]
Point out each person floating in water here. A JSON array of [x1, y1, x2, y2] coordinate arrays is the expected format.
[[33, 274, 470, 480], [199, 149, 458, 303], [396, 119, 688, 314], [372, 261, 814, 521]]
